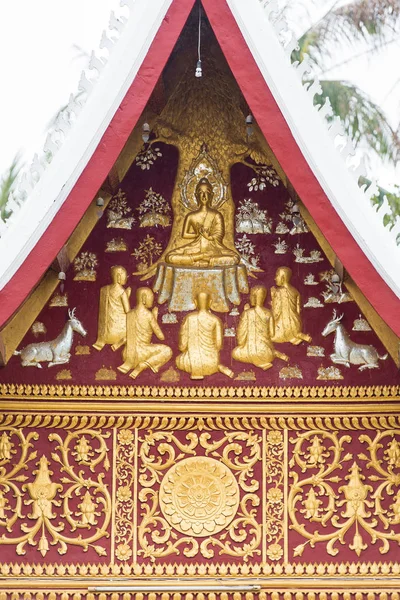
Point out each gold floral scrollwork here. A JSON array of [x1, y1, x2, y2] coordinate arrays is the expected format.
[[289, 429, 400, 559], [137, 430, 262, 562], [288, 429, 353, 557], [115, 429, 135, 562], [44, 429, 111, 556], [0, 427, 111, 557], [265, 430, 284, 561]]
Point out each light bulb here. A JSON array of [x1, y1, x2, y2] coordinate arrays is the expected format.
[[195, 60, 202, 78]]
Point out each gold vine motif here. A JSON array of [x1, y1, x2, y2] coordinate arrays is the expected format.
[[265, 430, 285, 561], [0, 382, 399, 401], [289, 429, 400, 558], [0, 427, 111, 557], [135, 430, 262, 562], [1, 414, 400, 433]]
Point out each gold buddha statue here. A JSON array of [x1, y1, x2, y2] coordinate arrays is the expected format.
[[176, 292, 234, 380], [166, 178, 239, 267], [232, 285, 288, 370], [271, 267, 311, 345]]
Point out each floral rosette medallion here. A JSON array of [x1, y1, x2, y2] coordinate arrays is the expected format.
[[159, 456, 240, 536]]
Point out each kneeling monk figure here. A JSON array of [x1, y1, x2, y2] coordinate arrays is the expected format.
[[232, 285, 288, 370], [271, 267, 311, 345], [166, 177, 239, 267], [114, 287, 172, 379], [176, 292, 234, 380]]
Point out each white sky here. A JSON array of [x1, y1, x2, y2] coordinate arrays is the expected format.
[[0, 0, 399, 189]]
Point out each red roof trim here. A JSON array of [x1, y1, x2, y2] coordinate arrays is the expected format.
[[0, 0, 196, 327], [1, 0, 399, 338], [202, 0, 400, 336]]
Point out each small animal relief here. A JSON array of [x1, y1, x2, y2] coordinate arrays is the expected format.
[[322, 310, 388, 371], [14, 309, 87, 368]]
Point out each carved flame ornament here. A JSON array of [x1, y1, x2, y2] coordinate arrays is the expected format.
[[159, 456, 240, 536]]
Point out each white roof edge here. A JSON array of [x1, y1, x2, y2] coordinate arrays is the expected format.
[[0, 0, 173, 291], [228, 0, 400, 300]]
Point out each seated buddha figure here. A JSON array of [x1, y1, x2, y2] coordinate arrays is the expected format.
[[166, 177, 239, 267]]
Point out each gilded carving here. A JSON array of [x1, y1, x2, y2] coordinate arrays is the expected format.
[[0, 427, 111, 558], [107, 189, 135, 229], [136, 429, 262, 562], [55, 369, 72, 381], [94, 366, 117, 381], [322, 310, 388, 370], [73, 252, 98, 281], [304, 297, 324, 308], [14, 308, 86, 368], [289, 429, 400, 559], [31, 322, 46, 336], [304, 273, 319, 285], [353, 315, 372, 332], [132, 235, 163, 272], [273, 238, 288, 254], [166, 177, 239, 267], [232, 286, 288, 371], [235, 235, 262, 274], [317, 365, 344, 380], [235, 199, 272, 234], [137, 188, 171, 228], [159, 456, 240, 536], [293, 245, 323, 263], [176, 292, 234, 379], [279, 365, 303, 380], [93, 266, 131, 351], [49, 293, 68, 307], [105, 238, 128, 252], [271, 267, 311, 345], [115, 287, 172, 379]]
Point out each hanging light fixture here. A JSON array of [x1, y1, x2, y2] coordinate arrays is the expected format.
[[142, 122, 150, 143], [195, 3, 202, 77]]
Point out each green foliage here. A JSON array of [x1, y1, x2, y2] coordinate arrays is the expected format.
[[295, 0, 400, 63], [290, 0, 400, 165], [0, 155, 22, 221], [314, 80, 400, 162]]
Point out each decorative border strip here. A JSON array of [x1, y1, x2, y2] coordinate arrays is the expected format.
[[0, 383, 399, 401], [0, 413, 400, 431], [1, 592, 400, 600], [1, 560, 400, 578]]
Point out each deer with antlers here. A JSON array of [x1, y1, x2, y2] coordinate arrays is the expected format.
[[15, 308, 87, 368], [322, 310, 387, 370]]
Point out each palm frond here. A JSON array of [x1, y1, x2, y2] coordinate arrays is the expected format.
[[0, 155, 23, 221], [295, 0, 400, 62], [314, 80, 400, 163]]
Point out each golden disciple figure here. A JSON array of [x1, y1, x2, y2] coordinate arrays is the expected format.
[[176, 292, 234, 379], [166, 177, 239, 267], [115, 287, 172, 379], [232, 286, 289, 370], [93, 266, 131, 351], [271, 267, 312, 345]]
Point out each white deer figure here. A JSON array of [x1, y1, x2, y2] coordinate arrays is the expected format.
[[15, 308, 87, 368], [322, 310, 387, 370]]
